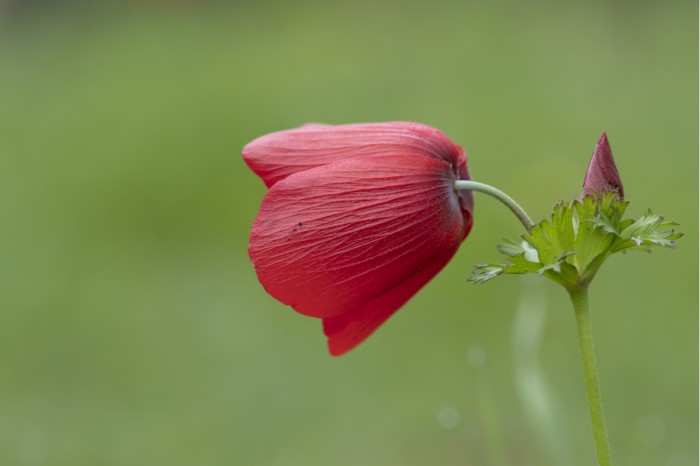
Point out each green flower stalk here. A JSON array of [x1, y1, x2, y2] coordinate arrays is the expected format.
[[458, 132, 681, 466]]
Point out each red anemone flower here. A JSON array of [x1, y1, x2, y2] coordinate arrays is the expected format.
[[243, 122, 474, 355]]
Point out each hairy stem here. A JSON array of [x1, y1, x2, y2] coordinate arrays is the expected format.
[[453, 180, 534, 231], [569, 285, 613, 466]]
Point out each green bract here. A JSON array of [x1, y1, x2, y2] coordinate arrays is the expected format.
[[469, 193, 682, 291]]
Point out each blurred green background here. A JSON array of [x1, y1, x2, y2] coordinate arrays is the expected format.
[[0, 0, 696, 465]]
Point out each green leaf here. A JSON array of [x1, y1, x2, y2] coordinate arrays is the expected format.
[[468, 264, 506, 284], [468, 253, 541, 284], [507, 254, 543, 273], [537, 251, 575, 275], [572, 197, 616, 274], [468, 192, 681, 288], [614, 213, 682, 251], [497, 238, 527, 257]]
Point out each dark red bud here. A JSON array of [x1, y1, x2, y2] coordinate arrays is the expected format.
[[582, 132, 624, 200]]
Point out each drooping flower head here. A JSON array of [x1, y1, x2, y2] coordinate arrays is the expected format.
[[243, 122, 473, 355], [582, 132, 624, 200]]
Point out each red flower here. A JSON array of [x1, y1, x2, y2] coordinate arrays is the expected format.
[[582, 132, 624, 200], [243, 122, 473, 355]]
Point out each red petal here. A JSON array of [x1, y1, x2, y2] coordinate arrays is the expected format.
[[249, 155, 472, 353], [242, 121, 468, 190], [322, 244, 458, 355]]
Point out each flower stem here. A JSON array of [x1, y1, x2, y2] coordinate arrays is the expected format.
[[453, 180, 534, 231], [568, 285, 613, 466]]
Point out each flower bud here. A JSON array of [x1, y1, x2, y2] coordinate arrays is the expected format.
[[582, 132, 624, 200]]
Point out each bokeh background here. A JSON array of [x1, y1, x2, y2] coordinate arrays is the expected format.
[[0, 0, 697, 465]]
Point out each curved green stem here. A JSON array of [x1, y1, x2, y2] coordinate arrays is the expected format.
[[454, 180, 535, 231], [569, 285, 613, 466]]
